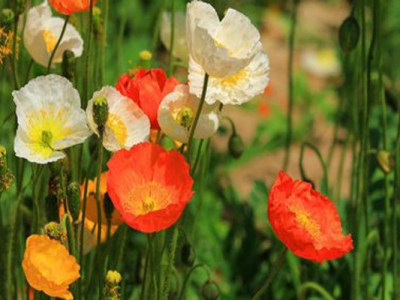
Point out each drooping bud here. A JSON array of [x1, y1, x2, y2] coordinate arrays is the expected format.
[[93, 96, 109, 131], [15, 0, 26, 16], [67, 182, 81, 223], [1, 9, 14, 26], [201, 280, 220, 300], [376, 150, 393, 174], [104, 270, 122, 300], [103, 192, 114, 224], [44, 221, 66, 244], [228, 134, 245, 159], [181, 242, 196, 267], [339, 16, 360, 53], [0, 145, 14, 193], [62, 50, 76, 81]]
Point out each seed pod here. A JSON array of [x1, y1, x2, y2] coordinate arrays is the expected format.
[[201, 280, 220, 300], [228, 134, 245, 159], [339, 16, 360, 53], [1, 8, 14, 26], [44, 221, 66, 244], [181, 243, 196, 267], [67, 182, 81, 222], [93, 96, 109, 131], [376, 150, 393, 174], [62, 50, 76, 81]]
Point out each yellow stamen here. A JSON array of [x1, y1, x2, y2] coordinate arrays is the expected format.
[[42, 29, 58, 53], [107, 113, 128, 146], [220, 69, 247, 87], [172, 107, 195, 129], [288, 204, 321, 241]]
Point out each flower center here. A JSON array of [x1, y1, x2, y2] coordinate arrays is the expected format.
[[125, 181, 171, 216], [41, 130, 54, 149], [173, 107, 195, 130], [107, 113, 128, 146], [220, 69, 247, 87], [288, 204, 321, 241], [42, 29, 58, 53]]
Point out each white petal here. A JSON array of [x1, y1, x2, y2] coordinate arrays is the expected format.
[[189, 51, 270, 105]]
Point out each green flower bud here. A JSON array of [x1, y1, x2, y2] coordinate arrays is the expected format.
[[376, 150, 393, 174], [103, 192, 114, 223], [62, 50, 76, 81], [339, 16, 360, 53], [45, 221, 66, 244], [228, 134, 244, 159], [201, 280, 220, 300], [1, 9, 14, 25], [93, 96, 109, 131], [104, 270, 122, 300], [67, 182, 81, 222], [181, 243, 195, 267]]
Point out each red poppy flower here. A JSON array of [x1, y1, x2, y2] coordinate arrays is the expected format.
[[267, 171, 353, 263], [49, 0, 96, 15], [107, 142, 194, 233], [116, 69, 180, 130]]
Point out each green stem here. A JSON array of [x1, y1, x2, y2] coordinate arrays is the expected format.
[[299, 282, 335, 300], [101, 0, 109, 85], [190, 139, 206, 176], [178, 264, 210, 300], [25, 58, 34, 84], [47, 16, 70, 73], [168, 0, 175, 76], [186, 73, 209, 160], [393, 96, 400, 300], [283, 0, 299, 171], [140, 235, 153, 300], [95, 135, 104, 252], [162, 226, 179, 300], [251, 247, 288, 300], [11, 16, 20, 89], [83, 0, 95, 108]]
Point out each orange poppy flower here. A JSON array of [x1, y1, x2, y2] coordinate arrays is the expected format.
[[82, 172, 122, 245], [267, 171, 353, 263], [107, 142, 194, 233], [22, 235, 80, 300], [116, 69, 180, 130], [49, 0, 96, 15]]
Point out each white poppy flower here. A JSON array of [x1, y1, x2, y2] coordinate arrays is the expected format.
[[301, 48, 341, 78], [189, 51, 270, 105], [87, 87, 150, 152], [13, 75, 91, 164], [23, 1, 83, 68], [186, 1, 262, 78], [160, 11, 188, 62], [158, 85, 219, 143]]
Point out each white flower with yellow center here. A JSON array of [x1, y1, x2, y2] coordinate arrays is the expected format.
[[13, 75, 91, 164], [189, 51, 269, 105], [87, 87, 150, 152], [23, 1, 83, 68], [186, 1, 262, 78], [301, 48, 341, 78], [160, 11, 188, 62], [158, 85, 219, 143]]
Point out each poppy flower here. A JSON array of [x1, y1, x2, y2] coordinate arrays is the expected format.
[[13, 75, 91, 164], [86, 86, 150, 152], [186, 1, 262, 78], [107, 142, 194, 233], [22, 234, 80, 299], [267, 171, 353, 263], [158, 84, 220, 143], [49, 0, 96, 15], [188, 51, 269, 105], [116, 69, 180, 130], [24, 2, 83, 68]]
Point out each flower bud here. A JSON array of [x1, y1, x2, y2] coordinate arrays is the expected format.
[[104, 270, 122, 300], [228, 134, 244, 159], [1, 8, 14, 26], [339, 16, 360, 53], [201, 280, 220, 300], [44, 222, 66, 244], [67, 182, 81, 222], [15, 0, 26, 16], [103, 192, 114, 223], [93, 7, 104, 42], [139, 50, 152, 61], [181, 243, 195, 267], [93, 96, 109, 131], [62, 50, 76, 81], [376, 150, 393, 174]]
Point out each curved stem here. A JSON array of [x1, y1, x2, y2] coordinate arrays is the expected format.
[[186, 73, 209, 160], [299, 282, 335, 300], [283, 0, 299, 171], [251, 247, 288, 300], [178, 264, 210, 300], [47, 16, 70, 73]]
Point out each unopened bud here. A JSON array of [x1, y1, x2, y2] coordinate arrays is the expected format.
[[44, 222, 66, 244], [104, 270, 122, 300], [376, 150, 393, 174], [93, 96, 109, 130], [1, 8, 14, 25], [228, 134, 244, 159], [93, 7, 104, 41], [339, 17, 360, 53], [201, 280, 220, 300], [62, 50, 76, 81], [103, 192, 114, 223], [181, 243, 195, 267], [67, 182, 81, 222]]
